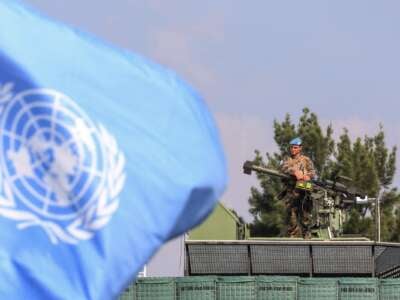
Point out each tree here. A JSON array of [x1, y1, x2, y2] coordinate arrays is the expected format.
[[337, 127, 398, 239], [248, 108, 399, 241]]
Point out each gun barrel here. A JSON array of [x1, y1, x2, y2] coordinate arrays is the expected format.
[[313, 179, 347, 192], [314, 179, 365, 198], [243, 161, 291, 179]]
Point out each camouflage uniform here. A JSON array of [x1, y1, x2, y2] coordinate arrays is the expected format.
[[281, 155, 316, 238]]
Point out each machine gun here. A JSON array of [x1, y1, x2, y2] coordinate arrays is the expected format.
[[243, 160, 376, 239]]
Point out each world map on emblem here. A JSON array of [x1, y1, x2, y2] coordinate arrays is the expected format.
[[0, 89, 108, 221], [0, 86, 126, 244]]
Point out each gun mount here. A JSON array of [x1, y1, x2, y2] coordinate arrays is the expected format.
[[243, 160, 376, 240], [183, 161, 392, 279]]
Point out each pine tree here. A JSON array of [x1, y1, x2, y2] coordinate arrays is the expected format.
[[337, 127, 398, 240]]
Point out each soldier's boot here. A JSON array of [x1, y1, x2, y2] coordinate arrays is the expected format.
[[289, 226, 302, 238], [303, 231, 312, 240]]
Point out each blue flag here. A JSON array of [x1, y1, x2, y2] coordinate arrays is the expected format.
[[0, 1, 227, 299]]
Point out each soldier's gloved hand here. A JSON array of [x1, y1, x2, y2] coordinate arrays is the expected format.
[[294, 170, 304, 180]]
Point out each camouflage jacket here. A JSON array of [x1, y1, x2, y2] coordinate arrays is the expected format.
[[280, 154, 316, 179]]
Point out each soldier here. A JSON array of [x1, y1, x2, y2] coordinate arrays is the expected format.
[[280, 137, 316, 239]]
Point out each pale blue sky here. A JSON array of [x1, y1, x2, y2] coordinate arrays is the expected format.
[[24, 0, 400, 222]]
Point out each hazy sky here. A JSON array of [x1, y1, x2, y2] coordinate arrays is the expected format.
[[23, 1, 400, 274]]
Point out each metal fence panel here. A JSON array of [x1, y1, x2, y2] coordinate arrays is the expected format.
[[187, 245, 249, 275], [251, 245, 311, 274], [375, 246, 400, 278], [313, 246, 372, 275]]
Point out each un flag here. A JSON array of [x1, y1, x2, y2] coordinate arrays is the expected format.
[[0, 2, 227, 299]]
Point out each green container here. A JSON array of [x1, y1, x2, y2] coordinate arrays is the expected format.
[[136, 277, 175, 300], [298, 278, 338, 300], [379, 279, 400, 300], [217, 276, 256, 300], [256, 276, 298, 300], [119, 282, 136, 300], [339, 278, 378, 300], [176, 276, 217, 300]]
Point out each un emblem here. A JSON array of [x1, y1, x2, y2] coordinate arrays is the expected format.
[[0, 83, 126, 244]]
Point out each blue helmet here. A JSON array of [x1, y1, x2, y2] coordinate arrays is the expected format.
[[289, 137, 302, 146]]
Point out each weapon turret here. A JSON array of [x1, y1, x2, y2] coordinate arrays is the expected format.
[[243, 160, 375, 239], [243, 160, 367, 201]]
